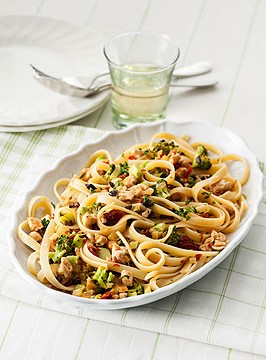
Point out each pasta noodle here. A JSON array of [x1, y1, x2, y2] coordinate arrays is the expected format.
[[18, 132, 249, 300]]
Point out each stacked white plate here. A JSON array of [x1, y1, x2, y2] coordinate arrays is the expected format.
[[0, 15, 110, 132]]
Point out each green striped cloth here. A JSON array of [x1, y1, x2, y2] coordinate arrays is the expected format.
[[1, 125, 266, 356]]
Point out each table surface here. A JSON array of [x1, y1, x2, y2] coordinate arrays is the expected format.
[[0, 1, 266, 359]]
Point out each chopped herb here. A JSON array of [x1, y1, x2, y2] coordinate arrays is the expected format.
[[202, 191, 211, 199], [119, 162, 129, 175], [41, 217, 50, 229], [173, 206, 197, 220], [187, 176, 196, 187], [108, 164, 116, 175]]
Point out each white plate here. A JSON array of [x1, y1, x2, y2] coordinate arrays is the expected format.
[[8, 119, 263, 310], [0, 99, 107, 133], [0, 15, 109, 127]]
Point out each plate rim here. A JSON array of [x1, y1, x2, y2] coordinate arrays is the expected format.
[[0, 96, 109, 132], [7, 119, 263, 309]]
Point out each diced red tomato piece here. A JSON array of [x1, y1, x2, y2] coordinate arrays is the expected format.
[[102, 291, 112, 299], [184, 166, 193, 179], [103, 210, 125, 226], [178, 236, 199, 250]]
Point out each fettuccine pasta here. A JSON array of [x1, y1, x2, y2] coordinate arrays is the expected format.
[[18, 132, 249, 300]]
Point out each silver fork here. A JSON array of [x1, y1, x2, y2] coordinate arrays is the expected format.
[[30, 61, 218, 98]]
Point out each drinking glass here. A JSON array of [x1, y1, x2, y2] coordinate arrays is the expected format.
[[103, 31, 180, 129]]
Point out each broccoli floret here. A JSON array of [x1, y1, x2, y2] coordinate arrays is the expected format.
[[49, 250, 66, 263], [73, 234, 84, 248], [49, 234, 76, 263], [128, 282, 144, 297], [192, 145, 211, 170], [155, 179, 170, 198], [129, 164, 142, 178], [92, 267, 114, 289], [152, 140, 179, 156], [65, 255, 79, 265], [165, 226, 180, 246], [55, 234, 74, 254], [150, 167, 169, 178], [80, 203, 102, 216]]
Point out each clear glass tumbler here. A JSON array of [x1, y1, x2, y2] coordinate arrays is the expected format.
[[103, 31, 180, 129]]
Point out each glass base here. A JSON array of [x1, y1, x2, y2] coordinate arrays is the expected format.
[[112, 110, 166, 129]]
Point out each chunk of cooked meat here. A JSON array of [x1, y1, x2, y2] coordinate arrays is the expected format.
[[57, 257, 73, 279], [118, 190, 135, 202], [29, 231, 42, 242], [83, 214, 98, 228], [121, 270, 133, 286], [199, 230, 228, 251], [27, 217, 43, 231], [112, 244, 131, 264], [169, 151, 180, 164], [123, 176, 137, 188], [94, 234, 108, 246], [175, 167, 189, 180], [210, 179, 234, 196]]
